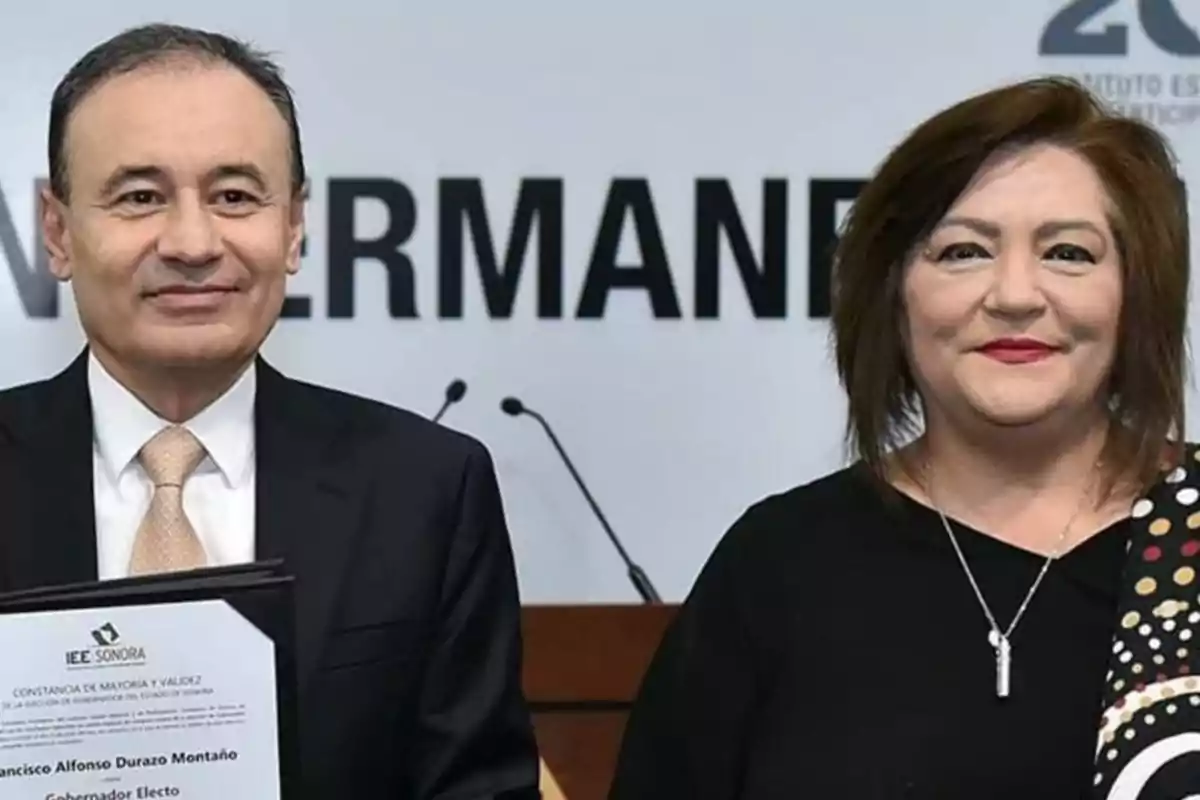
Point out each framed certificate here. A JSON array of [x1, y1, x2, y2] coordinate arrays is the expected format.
[[0, 561, 299, 799]]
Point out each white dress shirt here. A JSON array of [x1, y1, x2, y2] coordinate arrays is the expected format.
[[88, 352, 257, 579]]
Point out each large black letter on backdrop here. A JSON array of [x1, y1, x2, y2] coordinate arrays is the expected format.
[[0, 180, 58, 318], [694, 179, 787, 318], [808, 179, 865, 319], [577, 179, 681, 318], [327, 178, 418, 318], [1039, 0, 1200, 57], [438, 179, 564, 318]]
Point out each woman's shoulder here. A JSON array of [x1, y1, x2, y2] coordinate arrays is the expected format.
[[1131, 441, 1200, 513], [1141, 442, 1200, 495], [711, 462, 887, 565], [741, 463, 874, 523], [1172, 442, 1200, 473], [739, 460, 892, 522], [682, 464, 897, 623]]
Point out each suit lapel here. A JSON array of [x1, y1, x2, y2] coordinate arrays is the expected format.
[[253, 359, 365, 691], [2, 351, 99, 590], [2, 354, 364, 687]]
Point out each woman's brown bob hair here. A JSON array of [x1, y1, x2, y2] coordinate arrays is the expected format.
[[830, 76, 1189, 493]]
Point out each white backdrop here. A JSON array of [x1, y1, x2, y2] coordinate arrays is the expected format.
[[1, 1, 1198, 602]]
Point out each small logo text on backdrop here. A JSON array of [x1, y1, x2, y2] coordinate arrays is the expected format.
[[1040, 0, 1200, 126]]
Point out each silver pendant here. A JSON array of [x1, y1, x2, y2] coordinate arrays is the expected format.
[[988, 629, 1012, 698]]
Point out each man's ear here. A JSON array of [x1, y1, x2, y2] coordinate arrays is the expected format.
[[40, 185, 73, 282], [285, 181, 307, 276]]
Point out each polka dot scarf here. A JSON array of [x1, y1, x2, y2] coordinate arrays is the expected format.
[[1092, 450, 1200, 797]]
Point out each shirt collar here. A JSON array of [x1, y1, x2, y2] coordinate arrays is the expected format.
[[88, 352, 256, 488]]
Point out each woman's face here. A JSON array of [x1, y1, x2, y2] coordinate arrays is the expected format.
[[902, 143, 1123, 433]]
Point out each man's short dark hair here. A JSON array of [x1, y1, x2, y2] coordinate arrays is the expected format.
[[48, 23, 306, 201]]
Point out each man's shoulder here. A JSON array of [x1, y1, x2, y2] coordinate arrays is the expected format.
[[0, 377, 52, 406], [275, 373, 489, 467], [0, 371, 68, 432]]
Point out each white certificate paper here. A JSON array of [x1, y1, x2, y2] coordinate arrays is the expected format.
[[0, 599, 280, 799]]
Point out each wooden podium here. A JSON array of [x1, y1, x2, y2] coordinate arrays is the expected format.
[[521, 604, 677, 800]]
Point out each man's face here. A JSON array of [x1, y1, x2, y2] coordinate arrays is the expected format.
[[42, 60, 304, 372]]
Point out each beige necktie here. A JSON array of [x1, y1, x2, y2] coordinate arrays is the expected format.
[[127, 425, 209, 575]]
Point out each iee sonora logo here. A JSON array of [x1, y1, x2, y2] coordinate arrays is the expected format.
[[65, 622, 147, 668], [1040, 0, 1200, 125]]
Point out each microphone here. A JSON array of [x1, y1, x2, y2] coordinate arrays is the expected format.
[[500, 396, 662, 603], [431, 379, 467, 423]]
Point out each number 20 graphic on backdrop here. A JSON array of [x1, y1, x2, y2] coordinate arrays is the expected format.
[[1041, 0, 1200, 56]]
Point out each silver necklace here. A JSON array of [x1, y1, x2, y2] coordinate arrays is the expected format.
[[927, 474, 1090, 700]]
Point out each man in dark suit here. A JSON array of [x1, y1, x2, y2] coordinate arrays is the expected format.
[[0, 23, 539, 798]]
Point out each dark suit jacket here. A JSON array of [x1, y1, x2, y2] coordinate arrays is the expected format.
[[0, 351, 540, 799]]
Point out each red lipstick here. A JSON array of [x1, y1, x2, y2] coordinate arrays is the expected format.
[[977, 337, 1058, 364]]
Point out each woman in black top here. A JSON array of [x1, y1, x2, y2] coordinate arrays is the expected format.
[[609, 77, 1197, 799]]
